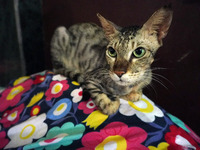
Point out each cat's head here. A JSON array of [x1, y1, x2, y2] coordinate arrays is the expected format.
[[97, 6, 173, 86]]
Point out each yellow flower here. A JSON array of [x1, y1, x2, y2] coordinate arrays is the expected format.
[[82, 110, 108, 130], [27, 92, 44, 107], [72, 81, 80, 86], [7, 86, 24, 100], [13, 76, 30, 86], [148, 142, 169, 150]]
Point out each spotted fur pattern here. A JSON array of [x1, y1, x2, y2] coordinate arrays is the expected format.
[[51, 6, 173, 115]]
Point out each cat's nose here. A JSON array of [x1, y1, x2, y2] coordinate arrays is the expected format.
[[114, 71, 125, 78]]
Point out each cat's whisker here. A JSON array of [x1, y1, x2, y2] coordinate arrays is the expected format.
[[145, 82, 158, 98], [151, 67, 169, 71], [151, 76, 168, 90], [152, 73, 174, 87]]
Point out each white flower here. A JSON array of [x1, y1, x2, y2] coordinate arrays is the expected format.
[[119, 95, 164, 122], [71, 87, 83, 103], [5, 113, 48, 149], [52, 74, 67, 81]]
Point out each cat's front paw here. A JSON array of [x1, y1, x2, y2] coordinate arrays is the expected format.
[[94, 94, 120, 115], [121, 91, 142, 102]]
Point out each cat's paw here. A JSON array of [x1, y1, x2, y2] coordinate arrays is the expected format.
[[94, 93, 120, 115], [121, 91, 142, 102]]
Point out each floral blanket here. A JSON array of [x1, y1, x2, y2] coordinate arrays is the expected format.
[[0, 71, 200, 150]]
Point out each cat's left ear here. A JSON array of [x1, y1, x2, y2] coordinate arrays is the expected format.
[[97, 13, 121, 40], [142, 5, 173, 44]]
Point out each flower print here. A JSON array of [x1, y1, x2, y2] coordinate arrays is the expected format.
[[24, 122, 85, 150], [4, 113, 48, 149], [78, 99, 97, 114], [78, 122, 148, 150], [119, 95, 164, 122], [31, 70, 48, 77], [0, 79, 33, 112], [165, 125, 200, 150], [33, 75, 46, 84], [52, 74, 67, 81], [148, 142, 169, 150], [82, 110, 108, 130], [71, 81, 80, 86], [71, 87, 83, 103], [0, 104, 24, 128], [167, 113, 190, 132], [47, 98, 72, 120], [167, 113, 200, 143], [0, 131, 9, 149], [185, 124, 200, 144], [45, 80, 69, 101], [27, 92, 44, 107], [13, 76, 30, 86], [30, 105, 41, 116]]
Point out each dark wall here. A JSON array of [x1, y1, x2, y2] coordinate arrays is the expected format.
[[42, 0, 200, 135], [0, 0, 44, 86]]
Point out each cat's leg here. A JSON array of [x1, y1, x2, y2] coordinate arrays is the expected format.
[[54, 68, 84, 83], [121, 89, 142, 102], [84, 80, 120, 115], [120, 85, 142, 102]]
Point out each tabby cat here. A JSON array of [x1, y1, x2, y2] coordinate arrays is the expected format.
[[51, 6, 173, 115]]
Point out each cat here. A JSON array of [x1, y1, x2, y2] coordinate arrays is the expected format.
[[50, 5, 173, 115]]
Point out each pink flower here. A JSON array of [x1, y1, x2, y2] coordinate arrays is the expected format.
[[165, 125, 200, 150], [0, 131, 9, 149], [0, 79, 33, 112], [78, 122, 148, 150], [78, 99, 97, 114], [45, 80, 69, 101], [0, 104, 24, 128]]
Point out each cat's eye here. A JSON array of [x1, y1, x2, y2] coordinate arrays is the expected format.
[[107, 47, 117, 57], [133, 47, 146, 58]]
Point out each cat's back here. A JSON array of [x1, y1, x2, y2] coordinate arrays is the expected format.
[[51, 22, 108, 75]]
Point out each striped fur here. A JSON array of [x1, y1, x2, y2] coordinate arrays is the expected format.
[[51, 6, 172, 115]]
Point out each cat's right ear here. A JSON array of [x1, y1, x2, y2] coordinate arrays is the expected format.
[[97, 13, 121, 40], [141, 5, 173, 44]]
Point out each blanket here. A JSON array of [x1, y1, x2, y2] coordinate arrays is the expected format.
[[0, 71, 199, 150]]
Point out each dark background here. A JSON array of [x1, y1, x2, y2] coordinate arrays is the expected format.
[[0, 0, 200, 135]]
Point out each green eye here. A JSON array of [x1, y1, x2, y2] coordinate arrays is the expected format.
[[107, 47, 117, 57], [133, 47, 146, 58]]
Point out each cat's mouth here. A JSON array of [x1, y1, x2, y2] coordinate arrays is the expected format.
[[109, 72, 133, 86]]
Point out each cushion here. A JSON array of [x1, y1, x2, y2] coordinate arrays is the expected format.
[[0, 71, 199, 149]]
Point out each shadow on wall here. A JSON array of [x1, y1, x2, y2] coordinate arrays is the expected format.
[[0, 0, 44, 86]]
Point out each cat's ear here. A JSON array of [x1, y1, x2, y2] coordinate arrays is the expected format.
[[141, 5, 173, 44], [97, 13, 121, 40]]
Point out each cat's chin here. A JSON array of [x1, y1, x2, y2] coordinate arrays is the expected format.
[[115, 80, 133, 86], [110, 73, 133, 86]]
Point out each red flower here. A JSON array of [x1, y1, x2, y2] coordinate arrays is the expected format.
[[78, 99, 97, 114], [78, 122, 148, 150], [0, 104, 24, 128], [33, 75, 46, 84], [165, 125, 200, 150], [185, 124, 200, 144], [0, 79, 33, 112], [30, 105, 41, 116], [45, 80, 69, 101], [0, 131, 9, 149]]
